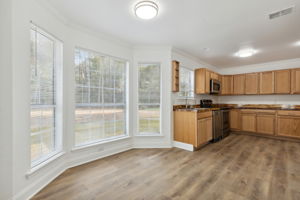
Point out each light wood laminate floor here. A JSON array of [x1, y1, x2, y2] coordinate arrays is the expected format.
[[32, 134, 300, 200]]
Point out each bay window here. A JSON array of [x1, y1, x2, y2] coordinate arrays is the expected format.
[[74, 48, 127, 146], [138, 63, 161, 135], [30, 24, 63, 167]]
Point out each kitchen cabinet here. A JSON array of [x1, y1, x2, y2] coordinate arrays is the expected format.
[[277, 111, 300, 139], [195, 68, 220, 94], [221, 75, 233, 95], [241, 111, 256, 132], [233, 74, 245, 95], [210, 72, 219, 80], [260, 71, 274, 94], [274, 69, 291, 94], [256, 114, 275, 135], [229, 109, 240, 130], [291, 68, 300, 94], [174, 110, 213, 148], [172, 60, 180, 92], [197, 117, 212, 146], [245, 73, 259, 94]]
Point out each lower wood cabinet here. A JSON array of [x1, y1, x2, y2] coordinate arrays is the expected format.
[[256, 114, 275, 135], [197, 117, 212, 146], [174, 111, 212, 148], [277, 116, 300, 139], [229, 109, 240, 130], [241, 113, 256, 132]]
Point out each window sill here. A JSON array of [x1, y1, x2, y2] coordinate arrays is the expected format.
[[26, 151, 66, 178], [71, 135, 131, 151]]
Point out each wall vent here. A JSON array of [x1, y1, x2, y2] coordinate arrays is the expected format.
[[269, 6, 294, 19]]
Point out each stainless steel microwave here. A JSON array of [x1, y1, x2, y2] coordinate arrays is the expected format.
[[210, 79, 221, 94]]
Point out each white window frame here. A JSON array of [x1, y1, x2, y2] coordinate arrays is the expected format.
[[30, 23, 63, 168], [178, 66, 195, 99], [74, 47, 129, 147], [137, 62, 162, 136]]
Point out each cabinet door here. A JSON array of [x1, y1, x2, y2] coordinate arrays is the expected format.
[[221, 75, 233, 95], [197, 118, 212, 146], [245, 73, 259, 94], [195, 68, 206, 94], [233, 74, 245, 95], [275, 70, 291, 94], [229, 110, 240, 130], [277, 116, 294, 137], [211, 72, 219, 80], [205, 70, 211, 93], [256, 114, 275, 135], [291, 68, 300, 94], [241, 113, 256, 132], [260, 71, 274, 94]]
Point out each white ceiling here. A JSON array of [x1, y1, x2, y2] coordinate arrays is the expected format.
[[45, 0, 300, 68]]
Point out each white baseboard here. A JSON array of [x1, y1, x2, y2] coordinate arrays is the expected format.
[[173, 141, 194, 151], [14, 162, 67, 200]]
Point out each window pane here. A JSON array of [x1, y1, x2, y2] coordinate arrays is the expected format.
[[30, 25, 62, 166], [75, 48, 127, 146], [138, 63, 160, 134], [179, 67, 194, 98]]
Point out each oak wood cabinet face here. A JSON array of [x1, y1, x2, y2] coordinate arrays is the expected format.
[[172, 61, 180, 92], [210, 72, 219, 81], [205, 70, 211, 94], [221, 75, 233, 95], [197, 117, 212, 146], [275, 70, 291, 94], [291, 68, 300, 94], [195, 69, 206, 94], [245, 73, 259, 94], [277, 116, 300, 139], [241, 113, 256, 132], [260, 71, 274, 94], [229, 110, 240, 130], [256, 114, 275, 135], [233, 74, 245, 95]]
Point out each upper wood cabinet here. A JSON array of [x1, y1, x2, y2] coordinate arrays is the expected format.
[[291, 68, 300, 94], [245, 73, 259, 94], [172, 61, 180, 92], [274, 69, 291, 94], [233, 74, 245, 95], [221, 75, 233, 95], [195, 68, 220, 94], [259, 71, 274, 94]]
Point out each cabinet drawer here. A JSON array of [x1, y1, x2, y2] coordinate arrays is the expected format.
[[197, 111, 212, 119], [277, 110, 300, 117], [255, 110, 276, 115]]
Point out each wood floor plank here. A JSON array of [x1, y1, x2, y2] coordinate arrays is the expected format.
[[31, 134, 300, 200]]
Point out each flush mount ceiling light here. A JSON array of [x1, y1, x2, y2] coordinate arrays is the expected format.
[[135, 1, 159, 20], [235, 48, 257, 58]]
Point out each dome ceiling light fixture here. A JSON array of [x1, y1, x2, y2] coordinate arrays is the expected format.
[[135, 1, 159, 20], [235, 48, 258, 58]]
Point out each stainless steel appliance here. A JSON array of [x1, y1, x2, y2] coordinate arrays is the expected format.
[[210, 79, 221, 94], [200, 99, 230, 142]]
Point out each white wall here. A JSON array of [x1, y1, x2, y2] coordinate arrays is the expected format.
[[218, 58, 300, 105], [132, 46, 173, 148], [171, 49, 219, 105], [0, 0, 13, 199], [11, 0, 134, 199]]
